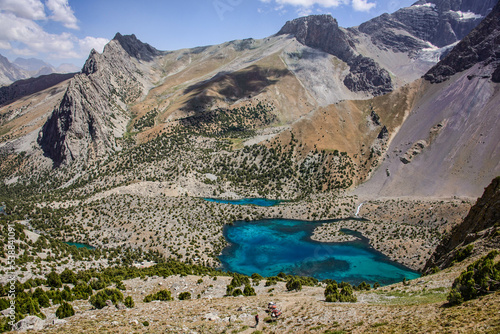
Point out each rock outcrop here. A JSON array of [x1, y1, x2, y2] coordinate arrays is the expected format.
[[358, 0, 497, 53], [424, 0, 500, 83], [277, 15, 393, 96], [12, 315, 45, 331], [424, 177, 500, 273], [38, 34, 159, 166]]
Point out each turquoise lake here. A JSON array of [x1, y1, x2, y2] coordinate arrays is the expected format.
[[219, 219, 420, 285], [203, 197, 281, 207], [65, 242, 95, 249]]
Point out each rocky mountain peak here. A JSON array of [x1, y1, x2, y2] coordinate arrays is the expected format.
[[277, 14, 353, 62], [359, 0, 497, 52], [277, 14, 392, 96], [38, 34, 155, 167], [111, 32, 160, 61], [415, 0, 497, 14], [424, 0, 500, 83]]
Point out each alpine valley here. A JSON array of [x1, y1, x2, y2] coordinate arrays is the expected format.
[[0, 0, 499, 333]]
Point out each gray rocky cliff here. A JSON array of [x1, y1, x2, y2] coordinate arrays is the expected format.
[[358, 0, 497, 53], [277, 15, 393, 96], [38, 34, 158, 167], [424, 0, 500, 83], [424, 177, 500, 273]]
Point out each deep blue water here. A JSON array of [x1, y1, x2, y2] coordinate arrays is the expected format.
[[65, 242, 95, 249], [203, 197, 281, 207], [220, 219, 420, 285]]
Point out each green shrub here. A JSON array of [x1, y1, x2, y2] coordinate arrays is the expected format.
[[60, 269, 77, 284], [55, 302, 75, 319], [232, 288, 243, 297], [265, 277, 277, 286], [32, 288, 50, 308], [47, 289, 62, 305], [46, 271, 62, 288], [357, 281, 371, 291], [61, 286, 74, 302], [89, 288, 123, 309], [325, 282, 357, 303], [124, 296, 134, 308], [286, 277, 302, 291], [447, 250, 500, 305], [452, 244, 474, 263], [178, 292, 191, 300], [243, 285, 256, 296], [143, 289, 172, 303], [71, 283, 92, 300]]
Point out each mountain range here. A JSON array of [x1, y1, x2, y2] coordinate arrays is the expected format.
[[0, 55, 79, 87], [0, 0, 499, 332], [0, 0, 491, 198]]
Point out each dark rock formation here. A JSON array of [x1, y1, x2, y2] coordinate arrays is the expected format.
[[277, 15, 355, 62], [359, 0, 497, 53], [424, 177, 500, 273], [377, 126, 388, 140], [343, 56, 392, 96], [277, 15, 393, 96], [424, 0, 500, 83], [38, 34, 156, 167], [0, 72, 75, 107], [113, 33, 160, 62]]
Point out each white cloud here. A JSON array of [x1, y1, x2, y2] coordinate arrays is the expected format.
[[0, 0, 46, 20], [297, 7, 313, 16], [0, 12, 77, 57], [352, 0, 376, 12], [46, 0, 79, 30], [0, 0, 109, 62], [79, 36, 109, 54]]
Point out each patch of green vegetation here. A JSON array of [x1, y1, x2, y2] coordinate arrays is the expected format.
[[180, 102, 277, 138], [324, 281, 357, 303], [447, 250, 500, 306], [134, 108, 159, 131], [143, 289, 172, 302], [451, 244, 474, 264], [372, 287, 449, 305]]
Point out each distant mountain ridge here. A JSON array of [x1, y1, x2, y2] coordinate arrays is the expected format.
[[0, 54, 80, 87], [0, 0, 497, 200]]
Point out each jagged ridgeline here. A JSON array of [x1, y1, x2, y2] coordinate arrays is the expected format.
[[0, 0, 496, 202], [0, 0, 500, 332]]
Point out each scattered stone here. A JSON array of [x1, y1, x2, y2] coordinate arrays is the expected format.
[[12, 316, 45, 332], [52, 319, 67, 326], [116, 302, 127, 310], [202, 313, 220, 321]]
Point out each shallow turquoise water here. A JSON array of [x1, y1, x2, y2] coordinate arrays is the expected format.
[[220, 219, 420, 285], [65, 242, 95, 249], [203, 197, 281, 207]]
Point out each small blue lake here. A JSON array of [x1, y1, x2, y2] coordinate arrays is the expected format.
[[65, 242, 95, 249], [203, 197, 281, 207], [220, 219, 420, 285]]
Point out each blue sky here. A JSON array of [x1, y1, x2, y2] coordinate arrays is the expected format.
[[0, 0, 416, 68]]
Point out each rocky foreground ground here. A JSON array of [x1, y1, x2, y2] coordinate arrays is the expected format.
[[15, 253, 500, 334]]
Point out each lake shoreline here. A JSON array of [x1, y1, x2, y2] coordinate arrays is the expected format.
[[219, 218, 420, 285]]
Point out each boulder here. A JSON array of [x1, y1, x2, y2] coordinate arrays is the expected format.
[[12, 316, 45, 332], [202, 313, 220, 321]]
